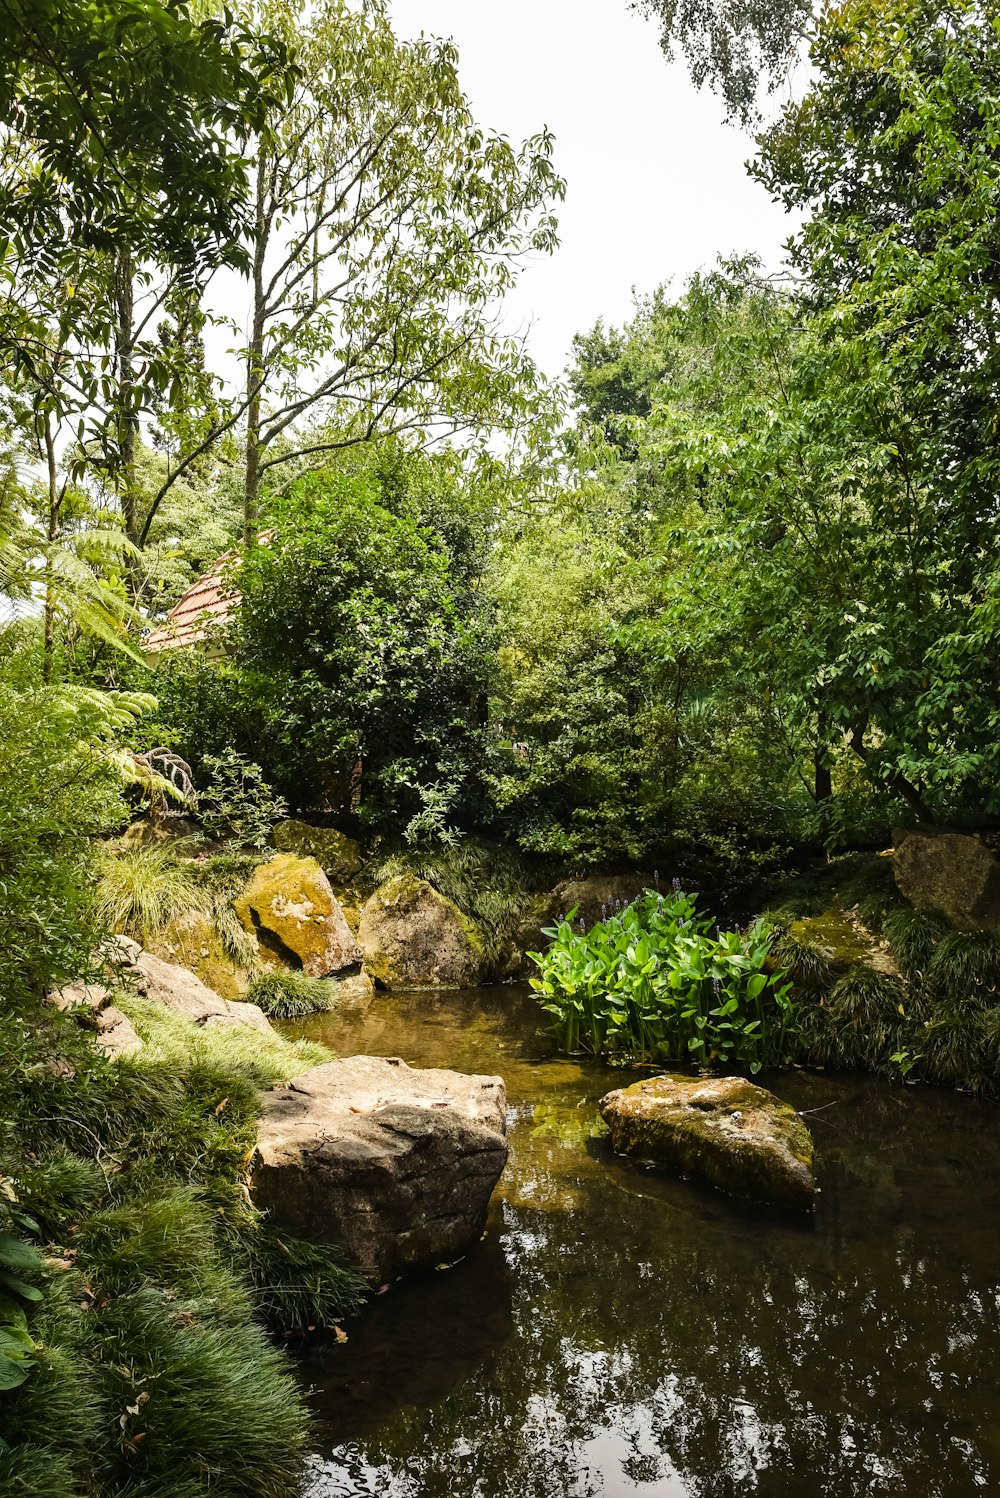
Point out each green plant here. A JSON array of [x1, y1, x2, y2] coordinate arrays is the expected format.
[[882, 906, 949, 981], [200, 750, 287, 849], [530, 887, 796, 1072], [925, 929, 1000, 1003], [0, 1183, 43, 1394], [95, 841, 203, 942], [246, 970, 334, 1020], [190, 851, 267, 969]]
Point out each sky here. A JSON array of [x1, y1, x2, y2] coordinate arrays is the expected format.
[[388, 0, 801, 380]]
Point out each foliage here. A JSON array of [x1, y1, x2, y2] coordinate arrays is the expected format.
[[246, 970, 334, 1020], [94, 841, 203, 943], [530, 887, 795, 1071], [189, 851, 267, 969], [200, 750, 288, 849], [233, 465, 494, 828]]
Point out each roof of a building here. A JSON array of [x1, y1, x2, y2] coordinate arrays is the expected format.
[[143, 551, 240, 655]]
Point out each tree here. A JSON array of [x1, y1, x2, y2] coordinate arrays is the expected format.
[[159, 0, 564, 543]]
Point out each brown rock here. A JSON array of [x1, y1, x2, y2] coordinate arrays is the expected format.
[[600, 1074, 816, 1210], [94, 1006, 143, 1058], [893, 826, 1000, 933], [251, 1055, 508, 1282], [357, 875, 484, 989], [234, 854, 362, 977], [46, 981, 113, 1015], [131, 950, 275, 1035]]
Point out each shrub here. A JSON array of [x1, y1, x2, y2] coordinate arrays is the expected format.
[[200, 750, 287, 849], [246, 970, 334, 1019], [529, 887, 795, 1072]]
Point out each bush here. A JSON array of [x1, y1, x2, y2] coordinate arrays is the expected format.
[[200, 750, 288, 849], [246, 970, 334, 1019], [529, 887, 795, 1072]]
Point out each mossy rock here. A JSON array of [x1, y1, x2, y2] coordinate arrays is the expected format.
[[149, 910, 249, 1001], [272, 820, 361, 882], [234, 854, 363, 978], [788, 911, 873, 974], [357, 874, 485, 989], [600, 1074, 816, 1210]]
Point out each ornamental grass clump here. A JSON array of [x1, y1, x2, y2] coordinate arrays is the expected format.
[[529, 887, 795, 1072]]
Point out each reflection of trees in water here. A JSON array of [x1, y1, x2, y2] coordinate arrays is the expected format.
[[305, 1050, 1000, 1497]]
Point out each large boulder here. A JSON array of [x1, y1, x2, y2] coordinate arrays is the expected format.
[[548, 874, 652, 929], [149, 910, 248, 1001], [130, 949, 274, 1035], [234, 854, 362, 977], [893, 826, 1000, 933], [251, 1055, 508, 1282], [272, 820, 362, 882], [600, 1074, 816, 1210], [357, 875, 484, 989]]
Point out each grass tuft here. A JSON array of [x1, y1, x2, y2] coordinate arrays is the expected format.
[[246, 970, 335, 1019], [925, 928, 1000, 1002], [95, 841, 204, 942], [882, 906, 949, 980]]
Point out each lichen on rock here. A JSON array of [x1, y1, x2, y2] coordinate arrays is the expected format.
[[600, 1073, 816, 1209], [234, 853, 362, 977], [272, 820, 362, 882], [357, 874, 484, 989]]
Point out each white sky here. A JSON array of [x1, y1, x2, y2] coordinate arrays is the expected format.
[[388, 0, 800, 380]]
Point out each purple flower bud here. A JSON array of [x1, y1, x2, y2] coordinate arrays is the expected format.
[[579, 916, 585, 933], [672, 877, 681, 892], [712, 977, 721, 996]]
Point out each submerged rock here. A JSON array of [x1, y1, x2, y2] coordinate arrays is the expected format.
[[234, 853, 362, 977], [600, 1074, 816, 1210], [251, 1055, 508, 1282], [893, 826, 1000, 933], [272, 820, 362, 882], [357, 875, 484, 989]]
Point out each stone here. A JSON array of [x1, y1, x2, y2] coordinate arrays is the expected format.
[[94, 1006, 143, 1058], [547, 874, 653, 931], [149, 910, 248, 1001], [272, 820, 362, 882], [131, 950, 275, 1035], [251, 1055, 508, 1282], [357, 875, 485, 989], [600, 1074, 816, 1210], [234, 854, 363, 977], [893, 826, 1000, 933], [46, 981, 113, 1016]]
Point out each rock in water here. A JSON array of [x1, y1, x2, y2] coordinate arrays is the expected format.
[[357, 875, 484, 989], [893, 826, 1000, 933], [251, 1055, 508, 1282], [272, 820, 362, 882], [234, 853, 363, 976], [599, 1074, 816, 1210]]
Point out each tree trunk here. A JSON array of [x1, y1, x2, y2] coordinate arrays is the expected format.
[[42, 414, 59, 684], [244, 146, 269, 546], [113, 245, 139, 545]]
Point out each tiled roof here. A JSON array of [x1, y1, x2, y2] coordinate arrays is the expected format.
[[143, 551, 240, 654]]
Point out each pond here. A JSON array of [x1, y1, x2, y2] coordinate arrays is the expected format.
[[288, 984, 1000, 1497]]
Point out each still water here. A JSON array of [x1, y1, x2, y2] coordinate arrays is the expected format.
[[289, 985, 1000, 1498]]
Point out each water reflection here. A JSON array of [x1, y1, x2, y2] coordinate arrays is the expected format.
[[292, 987, 1000, 1497]]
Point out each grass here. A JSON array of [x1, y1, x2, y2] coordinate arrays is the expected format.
[[882, 905, 949, 979], [245, 970, 335, 1019], [0, 990, 366, 1495], [768, 926, 836, 994], [190, 851, 267, 969], [94, 841, 204, 942]]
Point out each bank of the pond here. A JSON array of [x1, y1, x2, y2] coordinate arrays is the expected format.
[[289, 983, 1000, 1498]]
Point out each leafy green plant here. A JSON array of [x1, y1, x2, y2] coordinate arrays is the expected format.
[[529, 887, 795, 1072], [95, 841, 202, 941], [0, 1183, 43, 1394], [246, 970, 335, 1020], [190, 850, 266, 969], [199, 750, 287, 849]]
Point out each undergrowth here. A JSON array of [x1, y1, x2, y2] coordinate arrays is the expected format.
[[0, 994, 366, 1496], [95, 842, 204, 943]]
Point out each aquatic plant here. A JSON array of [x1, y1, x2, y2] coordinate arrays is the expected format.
[[529, 888, 795, 1072], [246, 969, 335, 1019]]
